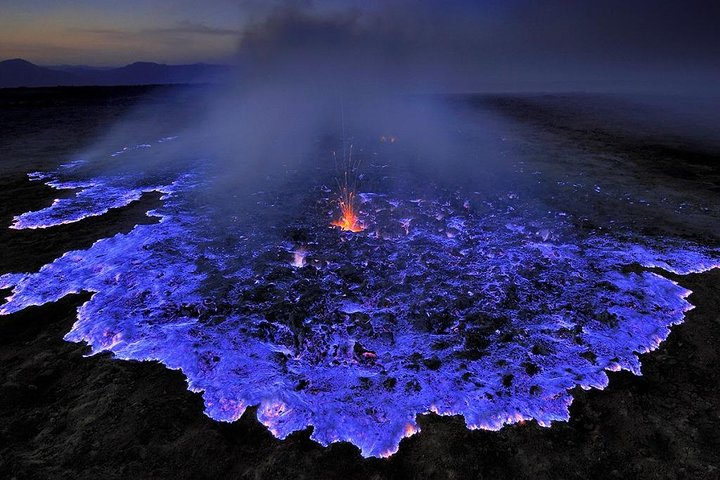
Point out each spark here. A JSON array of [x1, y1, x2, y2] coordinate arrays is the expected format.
[[331, 143, 364, 233]]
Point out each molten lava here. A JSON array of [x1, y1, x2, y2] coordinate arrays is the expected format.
[[331, 141, 364, 232], [332, 186, 364, 232]]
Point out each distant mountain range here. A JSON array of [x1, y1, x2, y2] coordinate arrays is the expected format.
[[0, 59, 230, 88]]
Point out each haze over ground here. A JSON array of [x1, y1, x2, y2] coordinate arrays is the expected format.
[[1, 0, 718, 94]]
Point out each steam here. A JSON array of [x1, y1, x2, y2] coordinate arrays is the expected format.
[[64, 3, 520, 217], [56, 1, 719, 222], [203, 6, 523, 198]]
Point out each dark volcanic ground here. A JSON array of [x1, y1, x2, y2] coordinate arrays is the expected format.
[[1, 87, 719, 479]]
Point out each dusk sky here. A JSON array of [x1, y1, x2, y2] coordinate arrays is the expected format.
[[1, 0, 718, 92], [0, 0, 368, 65], [0, 0, 257, 65]]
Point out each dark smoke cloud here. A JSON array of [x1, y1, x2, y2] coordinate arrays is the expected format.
[[188, 3, 514, 194], [231, 0, 720, 94], [70, 0, 719, 214], [233, 3, 492, 94]]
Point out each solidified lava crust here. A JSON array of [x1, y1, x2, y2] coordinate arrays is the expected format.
[[1, 151, 718, 457]]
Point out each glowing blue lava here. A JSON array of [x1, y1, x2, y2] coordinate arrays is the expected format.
[[1, 157, 718, 458]]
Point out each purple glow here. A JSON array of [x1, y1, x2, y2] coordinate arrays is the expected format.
[[1, 158, 718, 458]]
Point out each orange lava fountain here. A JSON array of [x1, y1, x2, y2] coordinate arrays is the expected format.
[[331, 143, 364, 233], [332, 185, 364, 232]]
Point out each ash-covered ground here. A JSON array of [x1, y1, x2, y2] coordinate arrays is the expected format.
[[1, 86, 719, 479]]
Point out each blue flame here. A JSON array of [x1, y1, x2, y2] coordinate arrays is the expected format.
[[1, 152, 718, 458]]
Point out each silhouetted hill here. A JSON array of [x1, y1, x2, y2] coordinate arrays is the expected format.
[[0, 59, 81, 88], [105, 62, 226, 85], [0, 59, 229, 88]]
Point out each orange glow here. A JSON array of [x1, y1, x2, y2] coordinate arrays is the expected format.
[[404, 423, 419, 437], [332, 186, 364, 232], [331, 142, 364, 233]]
